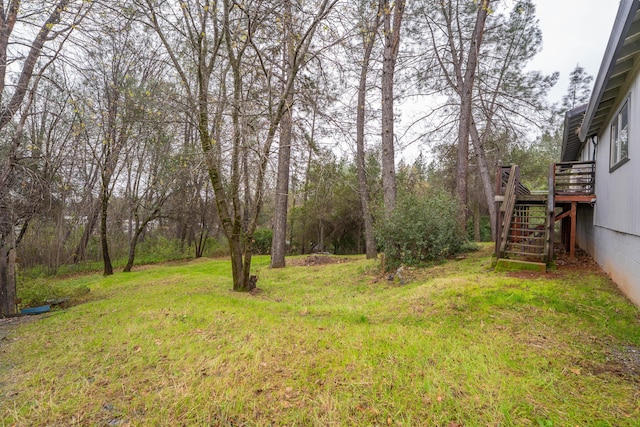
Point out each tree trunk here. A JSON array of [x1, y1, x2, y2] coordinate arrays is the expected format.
[[228, 234, 255, 291], [123, 232, 140, 273], [300, 145, 313, 255], [195, 229, 208, 258], [73, 198, 100, 263], [0, 247, 16, 316], [100, 185, 113, 276], [0, 248, 8, 316], [318, 219, 326, 252], [271, 0, 294, 268], [473, 203, 481, 242], [355, 3, 381, 259], [271, 106, 293, 267], [123, 212, 157, 272], [470, 119, 497, 240], [454, 0, 490, 235], [380, 0, 405, 218]]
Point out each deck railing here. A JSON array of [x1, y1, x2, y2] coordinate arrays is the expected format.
[[496, 165, 531, 196], [553, 161, 595, 195]]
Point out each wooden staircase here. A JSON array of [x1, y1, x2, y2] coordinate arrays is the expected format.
[[495, 161, 596, 267], [502, 201, 548, 261], [496, 166, 553, 265]]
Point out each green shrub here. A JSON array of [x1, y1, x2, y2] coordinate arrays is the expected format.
[[136, 235, 190, 263], [377, 191, 467, 269], [203, 237, 229, 258], [252, 228, 273, 255]]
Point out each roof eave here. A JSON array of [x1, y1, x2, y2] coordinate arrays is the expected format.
[[578, 0, 640, 142], [561, 104, 588, 162]]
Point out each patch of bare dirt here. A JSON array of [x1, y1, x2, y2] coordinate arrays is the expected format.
[[584, 345, 640, 382], [506, 244, 603, 279], [554, 245, 602, 273], [288, 254, 353, 267]]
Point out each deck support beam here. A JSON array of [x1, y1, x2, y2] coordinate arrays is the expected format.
[[570, 201, 577, 258]]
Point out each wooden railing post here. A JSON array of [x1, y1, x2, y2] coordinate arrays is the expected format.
[[545, 163, 556, 263]]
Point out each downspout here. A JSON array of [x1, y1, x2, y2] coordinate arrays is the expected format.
[[591, 135, 598, 207]]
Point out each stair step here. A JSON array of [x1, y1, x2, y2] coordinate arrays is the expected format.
[[508, 227, 546, 233], [504, 250, 544, 257], [508, 238, 545, 243], [506, 242, 545, 249]]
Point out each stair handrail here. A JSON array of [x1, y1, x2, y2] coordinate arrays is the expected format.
[[499, 165, 519, 256]]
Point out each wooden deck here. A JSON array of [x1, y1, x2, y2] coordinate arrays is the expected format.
[[553, 161, 595, 196], [552, 161, 596, 258], [495, 161, 596, 263]]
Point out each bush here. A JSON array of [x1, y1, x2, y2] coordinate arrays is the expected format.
[[136, 236, 190, 264], [252, 228, 273, 254], [377, 191, 467, 269]]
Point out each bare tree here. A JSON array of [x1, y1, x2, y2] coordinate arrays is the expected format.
[[143, 0, 337, 291], [270, 0, 295, 268], [355, 0, 382, 259], [0, 0, 89, 315]]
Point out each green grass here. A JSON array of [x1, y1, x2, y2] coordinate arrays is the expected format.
[[2, 245, 640, 426]]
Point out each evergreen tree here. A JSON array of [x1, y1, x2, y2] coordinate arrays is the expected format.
[[561, 65, 593, 111]]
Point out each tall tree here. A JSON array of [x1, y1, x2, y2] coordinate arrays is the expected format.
[[417, 0, 490, 234], [143, 0, 337, 291], [355, 0, 382, 259], [561, 64, 593, 111], [380, 0, 405, 218], [415, 0, 554, 238], [72, 8, 156, 275], [469, 0, 554, 239], [454, 0, 490, 234], [0, 0, 89, 315], [270, 0, 295, 268]]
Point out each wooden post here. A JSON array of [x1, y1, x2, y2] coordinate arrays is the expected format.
[[561, 214, 570, 252], [499, 166, 519, 257], [570, 201, 577, 258], [545, 163, 556, 263], [495, 167, 502, 257]]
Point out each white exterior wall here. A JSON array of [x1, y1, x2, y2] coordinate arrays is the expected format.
[[579, 138, 595, 162], [577, 66, 640, 307]]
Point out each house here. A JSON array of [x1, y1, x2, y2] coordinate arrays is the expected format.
[[562, 0, 640, 306]]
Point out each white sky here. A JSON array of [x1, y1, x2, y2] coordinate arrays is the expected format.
[[528, 0, 621, 104]]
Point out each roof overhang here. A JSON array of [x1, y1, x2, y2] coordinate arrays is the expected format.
[[579, 0, 640, 142], [561, 104, 588, 162]]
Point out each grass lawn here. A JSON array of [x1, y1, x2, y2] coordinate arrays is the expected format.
[[1, 245, 639, 426]]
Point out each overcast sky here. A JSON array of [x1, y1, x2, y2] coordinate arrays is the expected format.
[[528, 0, 621, 105], [398, 1, 623, 158]]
